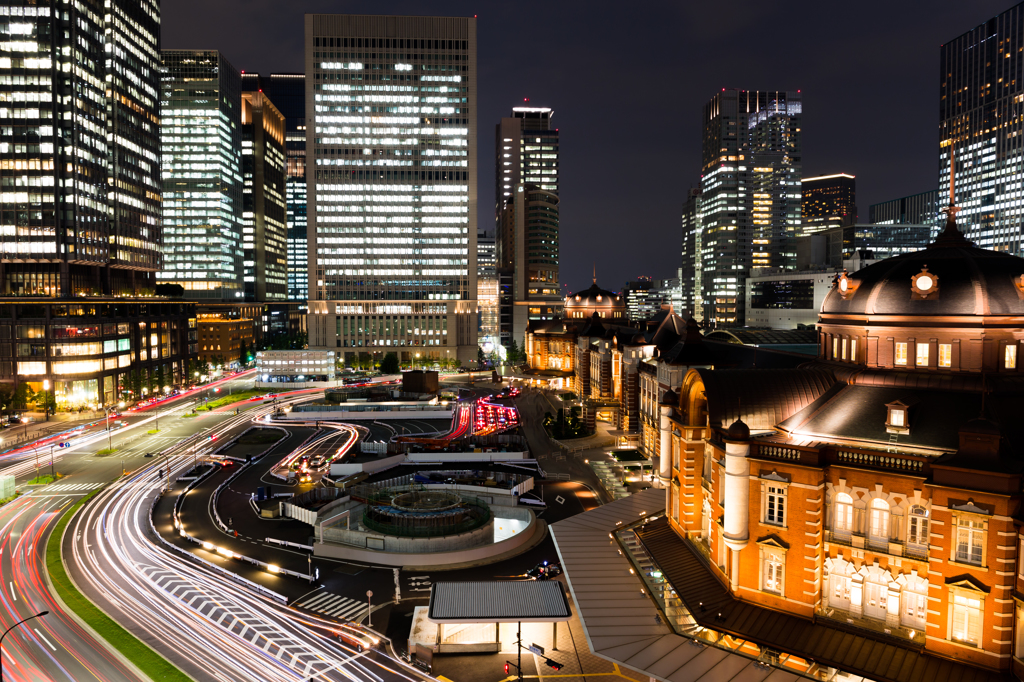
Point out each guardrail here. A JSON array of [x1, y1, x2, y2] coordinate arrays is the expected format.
[[265, 537, 314, 552]]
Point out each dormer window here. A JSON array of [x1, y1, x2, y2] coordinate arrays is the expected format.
[[885, 399, 913, 434]]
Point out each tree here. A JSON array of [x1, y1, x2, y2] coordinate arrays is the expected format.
[[477, 347, 486, 366], [37, 387, 56, 417], [0, 387, 12, 415], [453, 359, 462, 369], [239, 339, 249, 366], [154, 283, 184, 298], [12, 383, 31, 411], [506, 340, 525, 365], [380, 352, 400, 375]]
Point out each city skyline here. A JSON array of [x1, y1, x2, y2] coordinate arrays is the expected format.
[[164, 0, 1014, 291]]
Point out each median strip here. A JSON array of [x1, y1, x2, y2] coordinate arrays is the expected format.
[[46, 484, 191, 682]]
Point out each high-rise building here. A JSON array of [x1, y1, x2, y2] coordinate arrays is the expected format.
[[801, 173, 856, 235], [494, 107, 559, 227], [623, 277, 653, 322], [940, 5, 1024, 251], [476, 230, 499, 356], [680, 188, 702, 320], [694, 90, 802, 327], [0, 0, 196, 408], [244, 73, 309, 305], [495, 107, 561, 346], [159, 50, 244, 301], [240, 90, 288, 302], [304, 15, 478, 365]]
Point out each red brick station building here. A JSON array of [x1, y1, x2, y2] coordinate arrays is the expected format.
[[556, 215, 1024, 682]]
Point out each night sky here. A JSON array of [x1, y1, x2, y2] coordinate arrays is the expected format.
[[165, 0, 1011, 296]]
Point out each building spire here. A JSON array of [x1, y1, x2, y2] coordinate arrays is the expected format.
[[592, 263, 596, 284], [931, 143, 972, 248]]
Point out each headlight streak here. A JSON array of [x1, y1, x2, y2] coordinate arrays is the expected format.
[[66, 400, 418, 682]]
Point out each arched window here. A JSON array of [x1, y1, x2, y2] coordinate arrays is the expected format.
[[907, 505, 929, 557], [901, 583, 928, 630], [869, 498, 890, 546], [701, 498, 712, 545], [834, 492, 854, 535]]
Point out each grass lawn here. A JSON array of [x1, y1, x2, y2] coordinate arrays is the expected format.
[[146, 429, 160, 435], [95, 447, 118, 456], [196, 390, 268, 411], [27, 474, 59, 485], [46, 487, 191, 681], [182, 412, 198, 419]]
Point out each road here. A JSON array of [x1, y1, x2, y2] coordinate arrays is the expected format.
[[65, 396, 423, 682], [0, 371, 255, 682]]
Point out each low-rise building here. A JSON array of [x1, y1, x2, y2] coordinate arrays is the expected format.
[[256, 349, 335, 384], [198, 318, 253, 368]]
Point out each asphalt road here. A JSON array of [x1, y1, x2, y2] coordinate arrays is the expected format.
[[0, 371, 256, 682]]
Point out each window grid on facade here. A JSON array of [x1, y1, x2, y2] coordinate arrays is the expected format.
[[895, 342, 907, 366], [765, 485, 786, 526], [955, 517, 985, 566], [939, 343, 952, 368]]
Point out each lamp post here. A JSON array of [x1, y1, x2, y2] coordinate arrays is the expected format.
[[42, 379, 50, 422], [0, 610, 47, 678]]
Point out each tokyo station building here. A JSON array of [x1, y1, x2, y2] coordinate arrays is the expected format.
[[634, 216, 1024, 680]]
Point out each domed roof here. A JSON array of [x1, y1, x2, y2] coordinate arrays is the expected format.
[[565, 282, 623, 308], [821, 220, 1024, 318], [725, 418, 750, 442]]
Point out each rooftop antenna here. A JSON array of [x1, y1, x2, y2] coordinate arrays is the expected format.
[[933, 142, 971, 246], [592, 263, 596, 285]]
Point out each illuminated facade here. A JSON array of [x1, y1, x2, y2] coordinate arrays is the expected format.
[[244, 73, 309, 305], [800, 173, 856, 235], [241, 90, 288, 302], [940, 5, 1024, 253], [494, 107, 559, 225], [304, 15, 478, 366], [476, 230, 498, 352], [645, 216, 1024, 680], [0, 0, 196, 407], [695, 90, 802, 327], [159, 50, 244, 300]]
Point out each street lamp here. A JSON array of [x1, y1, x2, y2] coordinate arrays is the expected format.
[[42, 379, 50, 422], [0, 610, 47, 678]]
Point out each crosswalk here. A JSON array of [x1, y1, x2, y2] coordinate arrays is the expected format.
[[295, 592, 368, 621], [34, 482, 101, 493]]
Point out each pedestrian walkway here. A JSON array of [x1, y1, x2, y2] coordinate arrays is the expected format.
[[29, 482, 101, 493], [295, 591, 368, 622]]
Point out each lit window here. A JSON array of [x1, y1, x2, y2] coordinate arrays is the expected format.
[[834, 492, 854, 534], [1006, 344, 1017, 369], [916, 342, 929, 367], [864, 580, 888, 620], [939, 343, 952, 368], [869, 498, 890, 545], [908, 505, 929, 550], [890, 409, 905, 427], [832, 336, 838, 359], [841, 338, 847, 360], [895, 342, 907, 366], [951, 593, 983, 645], [764, 485, 786, 526], [850, 338, 857, 362], [902, 588, 928, 630], [955, 517, 985, 566], [830, 573, 852, 610], [763, 553, 784, 594]]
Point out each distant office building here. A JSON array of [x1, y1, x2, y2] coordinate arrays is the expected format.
[[495, 107, 561, 347], [160, 50, 244, 301], [494, 107, 559, 227], [304, 15, 478, 366], [476, 231, 499, 354], [680, 188, 702, 320], [197, 316, 253, 368], [244, 73, 309, 305], [745, 271, 835, 329], [256, 350, 335, 384], [623, 278, 654, 322], [940, 6, 1024, 251], [240, 91, 288, 302], [0, 0, 197, 408], [695, 90, 802, 327], [499, 183, 561, 344], [869, 189, 941, 237], [801, 173, 856, 235]]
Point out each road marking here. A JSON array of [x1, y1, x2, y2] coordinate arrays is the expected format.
[[34, 628, 56, 651], [296, 592, 366, 621], [8, 582, 14, 601]]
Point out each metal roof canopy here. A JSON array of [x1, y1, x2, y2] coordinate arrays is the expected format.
[[427, 581, 571, 623]]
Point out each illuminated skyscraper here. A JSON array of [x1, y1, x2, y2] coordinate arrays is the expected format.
[[495, 107, 561, 346], [940, 5, 1024, 250], [0, 0, 196, 407], [694, 89, 802, 327], [240, 90, 288, 302], [801, 173, 856, 235], [245, 73, 309, 305], [304, 15, 478, 365], [159, 50, 244, 301]]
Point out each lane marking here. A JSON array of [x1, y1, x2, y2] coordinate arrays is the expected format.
[[9, 582, 14, 601], [33, 628, 56, 652]]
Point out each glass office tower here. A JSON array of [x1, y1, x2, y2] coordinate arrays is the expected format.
[[940, 4, 1024, 251], [0, 0, 196, 408], [245, 73, 309, 305], [159, 50, 244, 300], [695, 89, 802, 327], [305, 14, 478, 366]]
